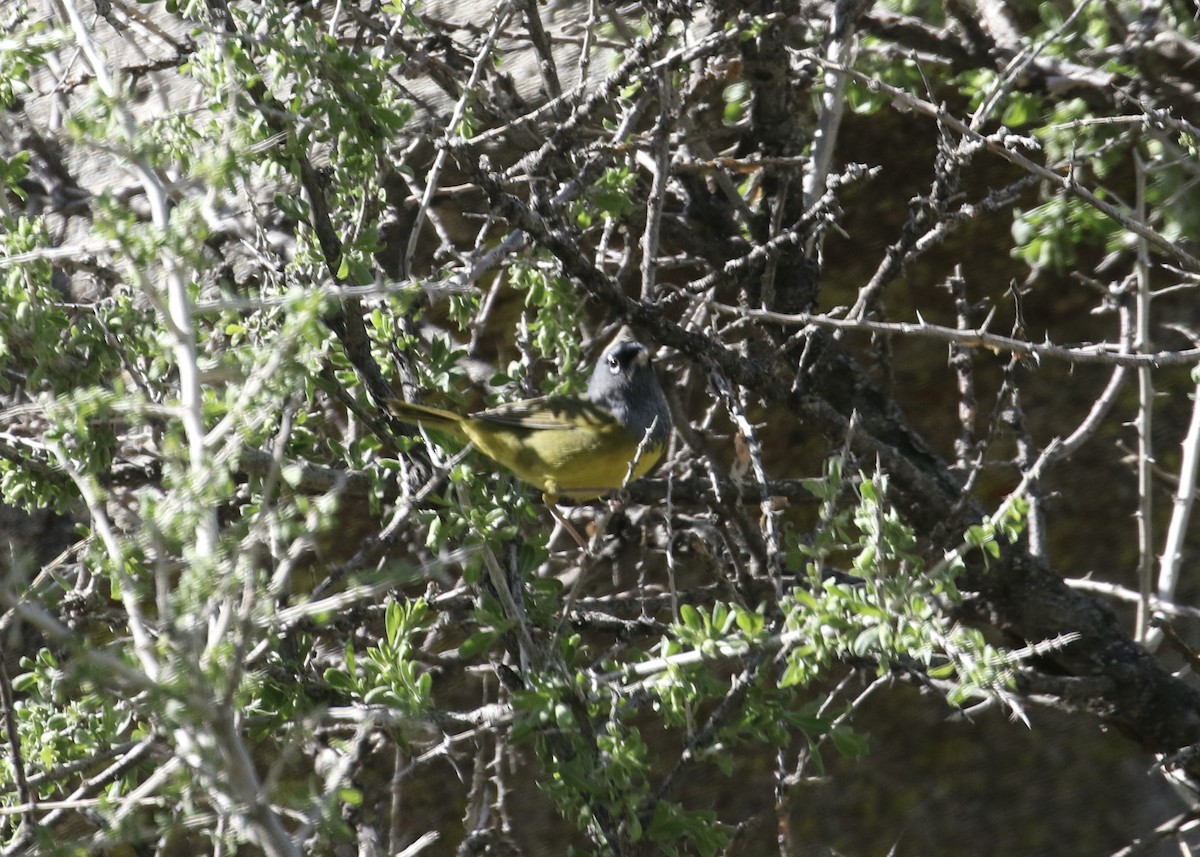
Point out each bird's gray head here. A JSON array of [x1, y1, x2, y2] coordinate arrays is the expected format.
[[587, 340, 671, 445]]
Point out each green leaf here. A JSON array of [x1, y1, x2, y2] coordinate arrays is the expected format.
[[324, 669, 357, 692], [274, 192, 309, 221], [458, 631, 496, 659], [679, 603, 699, 629], [829, 726, 869, 758], [339, 787, 364, 806]]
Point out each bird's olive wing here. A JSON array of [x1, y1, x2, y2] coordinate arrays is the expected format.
[[471, 396, 612, 430]]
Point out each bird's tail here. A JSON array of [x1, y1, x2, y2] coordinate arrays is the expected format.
[[386, 400, 469, 440]]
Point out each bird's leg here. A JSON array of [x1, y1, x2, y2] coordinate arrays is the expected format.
[[548, 502, 590, 552], [543, 491, 590, 552]]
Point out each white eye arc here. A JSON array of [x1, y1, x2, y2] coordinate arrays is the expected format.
[[607, 353, 620, 373]]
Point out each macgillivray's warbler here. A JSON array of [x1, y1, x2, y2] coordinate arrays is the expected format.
[[388, 338, 671, 547]]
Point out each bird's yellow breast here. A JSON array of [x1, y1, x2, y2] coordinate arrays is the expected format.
[[460, 418, 662, 500]]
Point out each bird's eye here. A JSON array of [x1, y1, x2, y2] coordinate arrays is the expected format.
[[607, 353, 620, 373]]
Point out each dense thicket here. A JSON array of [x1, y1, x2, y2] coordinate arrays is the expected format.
[[3, 1, 1200, 855]]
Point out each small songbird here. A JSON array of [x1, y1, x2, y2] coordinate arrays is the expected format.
[[388, 337, 671, 546]]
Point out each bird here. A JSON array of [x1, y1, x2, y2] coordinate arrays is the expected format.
[[388, 338, 671, 547]]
